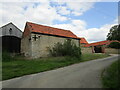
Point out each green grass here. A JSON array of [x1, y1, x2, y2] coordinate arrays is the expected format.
[[101, 60, 119, 88], [2, 53, 109, 80]]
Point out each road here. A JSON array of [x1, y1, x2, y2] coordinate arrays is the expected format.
[[2, 54, 119, 88]]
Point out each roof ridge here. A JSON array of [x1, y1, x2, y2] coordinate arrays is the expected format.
[[26, 22, 79, 39], [0, 22, 12, 28], [0, 22, 22, 32], [27, 22, 71, 32]]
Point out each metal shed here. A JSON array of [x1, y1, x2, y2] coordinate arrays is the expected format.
[[0, 22, 22, 53]]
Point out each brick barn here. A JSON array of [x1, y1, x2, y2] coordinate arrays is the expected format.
[[0, 22, 22, 53], [21, 22, 80, 58]]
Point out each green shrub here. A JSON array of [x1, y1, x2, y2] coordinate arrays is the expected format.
[[108, 42, 120, 49], [49, 40, 81, 58]]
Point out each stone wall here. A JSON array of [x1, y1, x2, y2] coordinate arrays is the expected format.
[[81, 47, 92, 54], [81, 47, 119, 54], [21, 34, 32, 57], [23, 33, 80, 58], [105, 48, 119, 54]]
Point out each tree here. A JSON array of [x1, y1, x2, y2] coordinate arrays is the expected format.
[[107, 25, 120, 41], [108, 42, 120, 49]]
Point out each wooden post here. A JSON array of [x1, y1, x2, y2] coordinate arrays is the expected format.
[[92, 46, 95, 53]]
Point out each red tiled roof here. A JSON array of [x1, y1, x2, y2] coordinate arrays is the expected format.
[[79, 37, 88, 44], [84, 40, 120, 47], [24, 22, 79, 39]]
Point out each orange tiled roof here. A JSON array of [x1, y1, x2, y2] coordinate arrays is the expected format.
[[84, 40, 120, 47], [79, 37, 88, 44], [24, 22, 79, 39]]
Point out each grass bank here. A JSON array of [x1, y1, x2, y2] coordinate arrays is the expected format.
[[2, 53, 109, 80], [101, 60, 119, 88]]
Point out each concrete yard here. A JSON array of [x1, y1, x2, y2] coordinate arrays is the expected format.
[[2, 54, 119, 88]]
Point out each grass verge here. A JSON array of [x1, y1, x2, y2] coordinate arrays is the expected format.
[[2, 53, 109, 80], [101, 60, 119, 88]]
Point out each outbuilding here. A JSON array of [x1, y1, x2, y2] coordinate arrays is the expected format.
[[0, 22, 22, 53], [21, 22, 80, 58], [84, 40, 120, 53]]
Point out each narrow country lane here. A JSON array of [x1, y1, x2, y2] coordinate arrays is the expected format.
[[2, 54, 119, 88]]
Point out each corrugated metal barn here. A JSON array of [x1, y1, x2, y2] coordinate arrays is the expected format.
[[0, 22, 22, 53]]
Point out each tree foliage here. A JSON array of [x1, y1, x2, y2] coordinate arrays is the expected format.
[[107, 25, 120, 41], [108, 42, 120, 49], [49, 40, 81, 58]]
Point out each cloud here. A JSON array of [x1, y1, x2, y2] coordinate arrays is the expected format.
[[0, 1, 96, 30], [0, 1, 117, 43], [57, 6, 71, 15], [54, 1, 95, 16], [52, 19, 86, 31], [52, 19, 117, 43], [65, 2, 94, 16], [0, 2, 67, 30]]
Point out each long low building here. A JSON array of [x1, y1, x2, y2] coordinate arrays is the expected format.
[[84, 40, 120, 54]]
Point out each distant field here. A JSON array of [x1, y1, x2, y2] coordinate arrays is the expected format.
[[101, 60, 119, 88], [2, 53, 109, 80]]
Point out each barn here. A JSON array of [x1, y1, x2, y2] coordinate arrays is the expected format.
[[21, 22, 80, 58], [0, 22, 22, 53], [84, 40, 120, 53], [79, 37, 88, 47]]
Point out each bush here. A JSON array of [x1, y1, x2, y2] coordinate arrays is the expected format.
[[49, 40, 81, 58], [108, 42, 120, 49]]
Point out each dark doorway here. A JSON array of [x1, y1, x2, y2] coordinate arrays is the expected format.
[[94, 46, 102, 53], [1, 36, 21, 53]]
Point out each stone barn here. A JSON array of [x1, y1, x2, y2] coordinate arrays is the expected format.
[[84, 40, 120, 54], [79, 37, 88, 47], [21, 22, 80, 58], [0, 22, 22, 53]]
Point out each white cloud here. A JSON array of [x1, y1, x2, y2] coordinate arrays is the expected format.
[[57, 6, 71, 15], [52, 19, 86, 31], [0, 2, 67, 30], [0, 1, 96, 30], [0, 1, 117, 43], [55, 1, 95, 16], [52, 19, 117, 43]]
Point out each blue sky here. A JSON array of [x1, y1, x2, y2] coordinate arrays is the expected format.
[[78, 2, 118, 29], [52, 2, 117, 29], [0, 1, 118, 43]]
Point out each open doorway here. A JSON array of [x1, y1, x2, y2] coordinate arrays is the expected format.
[[94, 46, 102, 53], [1, 36, 21, 53]]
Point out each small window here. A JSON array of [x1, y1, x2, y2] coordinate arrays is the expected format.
[[9, 28, 12, 34]]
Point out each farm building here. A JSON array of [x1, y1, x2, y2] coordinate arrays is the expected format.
[[0, 22, 22, 53], [84, 40, 120, 54], [21, 22, 80, 58], [79, 37, 88, 47]]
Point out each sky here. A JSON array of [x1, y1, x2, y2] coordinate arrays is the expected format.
[[0, 0, 119, 43]]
